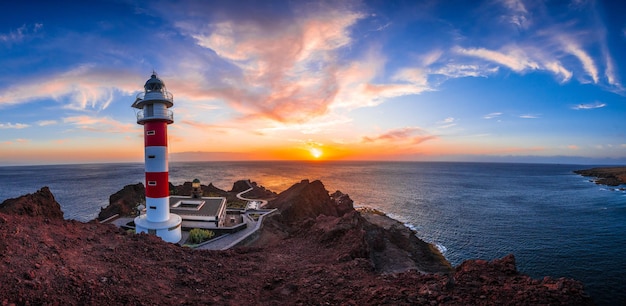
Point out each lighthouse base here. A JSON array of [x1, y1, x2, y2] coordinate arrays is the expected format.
[[134, 213, 182, 243]]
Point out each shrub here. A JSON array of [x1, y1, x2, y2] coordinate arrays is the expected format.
[[188, 228, 215, 244]]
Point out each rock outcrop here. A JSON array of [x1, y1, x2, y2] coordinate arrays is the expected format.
[[96, 183, 145, 221], [575, 166, 626, 186], [0, 187, 63, 220], [171, 181, 228, 197], [259, 180, 451, 274], [267, 179, 339, 222]]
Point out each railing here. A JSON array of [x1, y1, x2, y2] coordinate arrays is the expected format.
[[136, 90, 174, 103], [136, 109, 174, 123]]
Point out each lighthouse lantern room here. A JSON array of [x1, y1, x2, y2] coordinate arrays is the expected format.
[[132, 72, 182, 243]]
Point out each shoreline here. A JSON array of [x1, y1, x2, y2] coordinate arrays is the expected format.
[[574, 166, 626, 187]]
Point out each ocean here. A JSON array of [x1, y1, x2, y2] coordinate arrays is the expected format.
[[0, 161, 624, 304]]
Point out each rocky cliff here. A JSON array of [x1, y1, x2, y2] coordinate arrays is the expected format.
[[0, 183, 593, 305]]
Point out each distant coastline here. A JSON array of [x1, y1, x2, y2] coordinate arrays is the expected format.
[[574, 166, 626, 186]]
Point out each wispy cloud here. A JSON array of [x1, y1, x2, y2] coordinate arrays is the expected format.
[[571, 101, 606, 110], [0, 65, 139, 111], [437, 117, 457, 129], [0, 122, 29, 129], [362, 127, 437, 145], [454, 46, 539, 72], [0, 23, 42, 43], [498, 0, 531, 30], [561, 39, 599, 83], [483, 112, 503, 119], [37, 120, 58, 126], [519, 114, 540, 119], [63, 115, 134, 133]]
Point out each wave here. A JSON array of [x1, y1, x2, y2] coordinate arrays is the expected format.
[[435, 243, 447, 255]]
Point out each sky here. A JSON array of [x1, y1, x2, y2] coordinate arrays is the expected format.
[[1, 0, 625, 165]]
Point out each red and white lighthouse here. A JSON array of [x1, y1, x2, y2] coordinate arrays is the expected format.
[[132, 72, 182, 243]]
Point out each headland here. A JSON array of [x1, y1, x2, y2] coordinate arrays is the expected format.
[[574, 166, 626, 186]]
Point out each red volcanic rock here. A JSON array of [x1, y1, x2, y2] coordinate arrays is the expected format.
[[330, 190, 356, 217], [267, 179, 340, 223], [449, 254, 592, 304], [96, 183, 145, 221], [0, 187, 63, 220]]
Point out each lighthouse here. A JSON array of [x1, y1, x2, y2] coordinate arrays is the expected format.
[[132, 72, 182, 243]]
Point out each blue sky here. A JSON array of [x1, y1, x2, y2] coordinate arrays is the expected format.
[[1, 0, 625, 165]]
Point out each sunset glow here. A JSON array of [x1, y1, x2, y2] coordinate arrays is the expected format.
[[1, 1, 625, 165], [310, 148, 323, 159]]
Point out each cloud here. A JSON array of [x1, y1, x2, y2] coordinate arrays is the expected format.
[[437, 117, 457, 129], [454, 46, 539, 72], [37, 120, 58, 126], [0, 23, 42, 43], [561, 39, 599, 83], [362, 127, 437, 145], [571, 101, 606, 110], [0, 65, 139, 111], [166, 2, 438, 126], [519, 114, 540, 119], [483, 112, 503, 119], [63, 115, 134, 133], [0, 122, 29, 129], [168, 3, 368, 124], [499, 0, 531, 30]]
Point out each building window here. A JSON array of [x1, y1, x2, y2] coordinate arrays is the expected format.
[[149, 206, 156, 210], [147, 130, 156, 136], [148, 181, 157, 186], [148, 155, 156, 159]]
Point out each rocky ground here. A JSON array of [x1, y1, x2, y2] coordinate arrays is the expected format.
[[574, 166, 626, 186], [0, 180, 593, 305]]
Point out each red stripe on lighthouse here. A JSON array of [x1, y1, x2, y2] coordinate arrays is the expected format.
[[144, 121, 168, 147], [145, 171, 169, 198]]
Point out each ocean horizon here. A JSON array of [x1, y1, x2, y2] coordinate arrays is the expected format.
[[1, 161, 624, 304]]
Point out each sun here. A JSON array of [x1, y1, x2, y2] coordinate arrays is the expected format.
[[310, 148, 323, 159]]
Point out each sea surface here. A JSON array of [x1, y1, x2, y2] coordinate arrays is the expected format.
[[1, 161, 624, 304]]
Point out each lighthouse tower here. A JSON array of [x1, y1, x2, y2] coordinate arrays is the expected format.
[[132, 72, 182, 243]]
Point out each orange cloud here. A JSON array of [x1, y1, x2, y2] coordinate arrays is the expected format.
[[362, 127, 437, 145]]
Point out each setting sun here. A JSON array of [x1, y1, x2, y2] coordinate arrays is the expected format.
[[310, 148, 323, 159]]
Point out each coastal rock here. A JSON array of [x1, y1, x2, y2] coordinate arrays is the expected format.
[[230, 179, 253, 193], [236, 180, 277, 199], [574, 167, 626, 186], [0, 187, 63, 220], [96, 183, 145, 221], [267, 179, 340, 223], [262, 181, 452, 274], [361, 211, 452, 274], [330, 190, 356, 217], [172, 181, 227, 197]]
